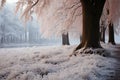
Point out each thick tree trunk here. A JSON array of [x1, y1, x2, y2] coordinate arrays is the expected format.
[[108, 22, 116, 45], [62, 32, 70, 45], [75, 0, 106, 51]]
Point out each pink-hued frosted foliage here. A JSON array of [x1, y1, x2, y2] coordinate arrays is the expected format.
[[1, 0, 120, 37], [0, 0, 6, 8], [13, 0, 82, 38], [103, 0, 120, 34]]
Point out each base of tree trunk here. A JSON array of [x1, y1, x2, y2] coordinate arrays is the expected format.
[[70, 48, 110, 57], [75, 42, 102, 51], [108, 42, 116, 45]]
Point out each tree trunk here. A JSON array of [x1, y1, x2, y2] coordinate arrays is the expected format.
[[75, 0, 106, 51], [80, 35, 82, 42], [100, 26, 106, 43], [62, 32, 70, 45], [108, 22, 116, 45]]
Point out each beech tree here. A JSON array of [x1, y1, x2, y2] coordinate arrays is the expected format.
[[1, 0, 106, 54], [100, 20, 106, 43], [108, 21, 116, 45], [105, 0, 117, 45], [100, 0, 119, 45], [106, 8, 116, 45], [75, 0, 106, 51], [100, 7, 108, 43], [2, 0, 120, 55], [17, 0, 106, 55]]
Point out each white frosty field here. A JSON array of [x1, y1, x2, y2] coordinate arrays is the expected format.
[[0, 45, 117, 80]]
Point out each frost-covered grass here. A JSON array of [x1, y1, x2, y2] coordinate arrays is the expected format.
[[0, 45, 117, 80]]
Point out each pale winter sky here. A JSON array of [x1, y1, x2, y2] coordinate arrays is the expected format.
[[7, 0, 17, 3]]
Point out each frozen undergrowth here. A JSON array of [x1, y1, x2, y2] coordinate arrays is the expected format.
[[0, 45, 117, 80]]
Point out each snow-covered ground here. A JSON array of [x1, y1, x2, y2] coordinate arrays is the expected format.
[[0, 45, 117, 80]]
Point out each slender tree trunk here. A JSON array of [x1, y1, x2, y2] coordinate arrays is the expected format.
[[75, 0, 106, 51], [108, 22, 116, 45], [100, 26, 106, 43], [80, 35, 82, 42], [1, 37, 4, 44], [62, 32, 70, 45]]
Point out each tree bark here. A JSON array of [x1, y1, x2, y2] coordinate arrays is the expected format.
[[75, 0, 106, 51], [62, 32, 70, 45], [101, 27, 105, 42], [108, 22, 116, 45], [80, 35, 82, 42], [100, 26, 106, 43]]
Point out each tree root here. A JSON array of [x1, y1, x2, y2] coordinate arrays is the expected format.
[[70, 48, 110, 57]]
